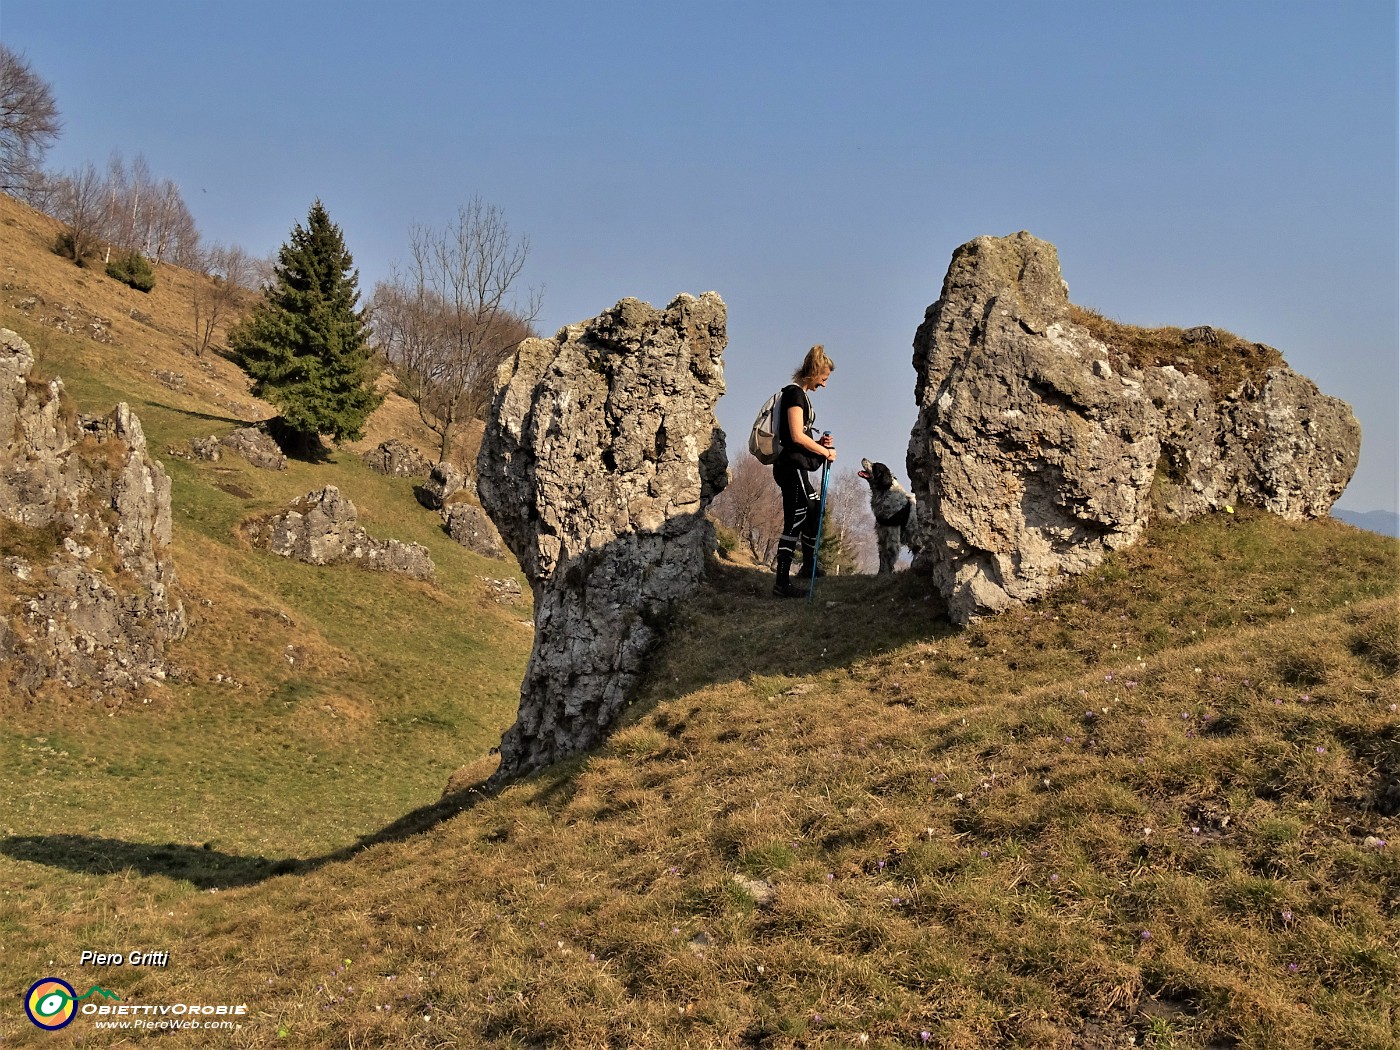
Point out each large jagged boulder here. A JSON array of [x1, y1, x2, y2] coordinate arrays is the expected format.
[[908, 233, 1360, 623], [0, 328, 186, 695], [477, 293, 728, 783], [244, 485, 435, 580]]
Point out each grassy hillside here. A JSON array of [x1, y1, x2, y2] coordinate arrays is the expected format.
[[0, 191, 532, 861], [1, 194, 1397, 1048]]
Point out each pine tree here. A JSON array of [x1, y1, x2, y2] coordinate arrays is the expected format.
[[230, 201, 381, 453], [815, 512, 859, 576]]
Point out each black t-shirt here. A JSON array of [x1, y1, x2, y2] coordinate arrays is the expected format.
[[777, 384, 823, 470]]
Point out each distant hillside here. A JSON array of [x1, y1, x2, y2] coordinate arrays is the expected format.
[[1334, 508, 1400, 539], [0, 192, 1396, 1049]]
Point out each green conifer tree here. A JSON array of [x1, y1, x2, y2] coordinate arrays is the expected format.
[[814, 509, 859, 576], [230, 201, 381, 453]]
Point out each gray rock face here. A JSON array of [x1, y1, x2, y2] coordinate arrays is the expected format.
[[0, 328, 186, 695], [907, 233, 1360, 623], [189, 425, 287, 470], [220, 426, 288, 471], [477, 293, 728, 782], [1144, 366, 1360, 522], [441, 501, 505, 559], [416, 460, 466, 510], [245, 485, 434, 580], [363, 438, 429, 478]]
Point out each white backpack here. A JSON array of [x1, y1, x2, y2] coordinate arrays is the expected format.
[[747, 389, 783, 465]]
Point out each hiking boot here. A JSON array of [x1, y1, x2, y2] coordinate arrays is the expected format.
[[796, 560, 825, 579], [772, 581, 806, 599]]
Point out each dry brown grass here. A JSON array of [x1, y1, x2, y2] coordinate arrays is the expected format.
[[2, 511, 1394, 1049], [1070, 304, 1286, 396], [1, 192, 1396, 1049], [0, 191, 441, 461]]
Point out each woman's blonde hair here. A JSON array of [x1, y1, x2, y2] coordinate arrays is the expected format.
[[792, 344, 835, 385]]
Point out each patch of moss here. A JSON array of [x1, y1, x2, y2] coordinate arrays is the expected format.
[[1070, 304, 1285, 396]]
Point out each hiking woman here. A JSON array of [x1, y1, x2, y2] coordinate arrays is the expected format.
[[772, 344, 836, 598]]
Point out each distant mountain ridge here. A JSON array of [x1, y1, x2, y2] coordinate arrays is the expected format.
[[1333, 508, 1400, 538]]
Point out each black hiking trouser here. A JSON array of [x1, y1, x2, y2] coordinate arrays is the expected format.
[[774, 459, 820, 577]]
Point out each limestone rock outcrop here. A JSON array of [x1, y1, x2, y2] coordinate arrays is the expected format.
[[244, 485, 434, 580], [416, 461, 465, 510], [0, 328, 186, 695], [221, 425, 288, 471], [441, 501, 506, 560], [908, 233, 1360, 623], [363, 439, 429, 478], [477, 293, 728, 782], [188, 425, 287, 470]]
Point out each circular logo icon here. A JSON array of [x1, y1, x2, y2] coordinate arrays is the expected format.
[[25, 978, 77, 1030]]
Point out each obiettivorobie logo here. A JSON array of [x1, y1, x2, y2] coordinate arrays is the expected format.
[[24, 978, 121, 1030]]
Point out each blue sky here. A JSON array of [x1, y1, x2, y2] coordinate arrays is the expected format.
[[5, 0, 1397, 514]]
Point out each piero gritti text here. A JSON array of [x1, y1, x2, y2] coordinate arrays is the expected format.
[[80, 949, 171, 967]]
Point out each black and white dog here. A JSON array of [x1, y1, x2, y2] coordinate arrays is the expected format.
[[858, 458, 919, 574]]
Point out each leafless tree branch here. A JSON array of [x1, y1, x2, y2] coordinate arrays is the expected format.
[[372, 198, 541, 464]]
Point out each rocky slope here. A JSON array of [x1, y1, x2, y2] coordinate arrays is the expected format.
[[0, 328, 186, 695]]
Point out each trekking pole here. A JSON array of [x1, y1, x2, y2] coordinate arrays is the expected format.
[[808, 445, 832, 603]]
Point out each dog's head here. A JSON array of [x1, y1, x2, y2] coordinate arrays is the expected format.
[[858, 458, 896, 492]]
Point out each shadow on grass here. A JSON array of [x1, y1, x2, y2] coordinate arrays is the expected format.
[[636, 556, 958, 695], [141, 399, 255, 429], [2, 560, 956, 890], [0, 781, 497, 890]]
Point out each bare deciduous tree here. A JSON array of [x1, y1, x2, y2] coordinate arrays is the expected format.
[[46, 151, 200, 270], [103, 153, 199, 264], [372, 198, 540, 464], [825, 468, 879, 574], [147, 178, 198, 265], [51, 162, 107, 262], [103, 151, 153, 260], [710, 455, 786, 565], [0, 46, 61, 194], [12, 168, 61, 213], [192, 243, 256, 357]]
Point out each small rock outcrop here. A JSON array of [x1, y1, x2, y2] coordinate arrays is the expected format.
[[416, 461, 465, 510], [189, 424, 287, 470], [908, 233, 1360, 623], [244, 485, 434, 580], [0, 328, 186, 695], [363, 439, 430, 478], [441, 501, 506, 560], [477, 293, 729, 783], [221, 425, 288, 471]]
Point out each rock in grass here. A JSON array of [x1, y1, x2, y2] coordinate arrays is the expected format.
[[245, 485, 434, 580], [441, 501, 506, 560], [362, 438, 429, 478]]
